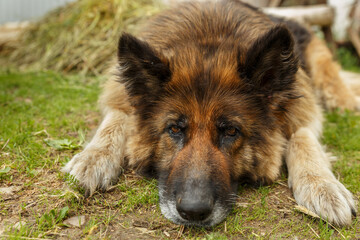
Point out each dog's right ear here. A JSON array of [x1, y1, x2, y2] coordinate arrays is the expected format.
[[238, 25, 298, 94], [117, 33, 171, 100]]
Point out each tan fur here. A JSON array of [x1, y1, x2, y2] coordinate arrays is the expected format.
[[63, 0, 358, 226], [305, 37, 359, 111], [286, 128, 355, 225], [63, 74, 133, 195]]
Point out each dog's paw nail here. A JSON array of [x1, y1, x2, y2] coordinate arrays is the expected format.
[[351, 207, 357, 217]]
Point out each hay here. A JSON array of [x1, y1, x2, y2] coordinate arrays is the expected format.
[[5, 0, 163, 75]]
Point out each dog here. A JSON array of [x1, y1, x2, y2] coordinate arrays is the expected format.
[[63, 0, 359, 227]]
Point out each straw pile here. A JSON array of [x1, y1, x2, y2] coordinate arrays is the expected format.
[[4, 0, 163, 75]]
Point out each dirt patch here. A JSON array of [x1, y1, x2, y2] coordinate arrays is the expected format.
[[1, 168, 358, 239]]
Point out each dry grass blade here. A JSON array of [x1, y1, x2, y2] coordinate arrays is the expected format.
[[294, 205, 321, 219], [307, 223, 320, 239], [294, 205, 346, 239], [2, 0, 163, 75]]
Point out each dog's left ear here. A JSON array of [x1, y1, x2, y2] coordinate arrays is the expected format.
[[117, 33, 171, 99], [238, 25, 299, 93]]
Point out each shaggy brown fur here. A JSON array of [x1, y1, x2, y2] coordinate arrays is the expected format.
[[63, 0, 358, 227]]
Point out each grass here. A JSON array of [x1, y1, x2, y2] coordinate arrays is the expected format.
[[0, 70, 359, 239], [336, 46, 360, 73]]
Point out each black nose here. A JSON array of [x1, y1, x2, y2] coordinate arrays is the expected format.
[[176, 196, 214, 221]]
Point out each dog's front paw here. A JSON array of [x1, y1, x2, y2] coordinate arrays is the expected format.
[[292, 175, 356, 226], [62, 148, 123, 196]]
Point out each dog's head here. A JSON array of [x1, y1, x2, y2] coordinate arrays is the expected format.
[[117, 25, 298, 226]]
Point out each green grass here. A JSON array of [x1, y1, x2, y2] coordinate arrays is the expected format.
[[0, 70, 359, 239], [323, 111, 360, 194], [0, 71, 100, 177], [336, 46, 360, 73]]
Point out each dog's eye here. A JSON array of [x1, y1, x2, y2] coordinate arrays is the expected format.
[[169, 125, 182, 135], [224, 126, 237, 137], [218, 123, 241, 147], [219, 122, 240, 138]]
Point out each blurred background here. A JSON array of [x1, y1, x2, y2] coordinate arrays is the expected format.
[[0, 0, 75, 24], [0, 0, 360, 75]]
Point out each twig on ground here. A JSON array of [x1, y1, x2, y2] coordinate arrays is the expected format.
[[1, 139, 10, 151], [176, 225, 184, 239], [24, 201, 37, 209], [44, 231, 67, 237], [32, 130, 51, 138], [307, 223, 320, 239], [275, 181, 288, 187], [287, 196, 296, 203]]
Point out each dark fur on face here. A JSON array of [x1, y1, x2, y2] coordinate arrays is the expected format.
[[116, 0, 305, 226]]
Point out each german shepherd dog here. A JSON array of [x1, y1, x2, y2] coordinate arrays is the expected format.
[[63, 0, 359, 227]]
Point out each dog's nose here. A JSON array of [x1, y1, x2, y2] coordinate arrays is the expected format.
[[176, 195, 214, 221]]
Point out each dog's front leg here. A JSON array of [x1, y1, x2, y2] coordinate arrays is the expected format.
[[286, 127, 356, 226], [63, 109, 129, 196]]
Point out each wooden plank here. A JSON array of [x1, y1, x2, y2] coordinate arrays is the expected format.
[[263, 4, 334, 26]]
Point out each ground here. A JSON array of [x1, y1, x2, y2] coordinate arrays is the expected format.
[[0, 71, 359, 239]]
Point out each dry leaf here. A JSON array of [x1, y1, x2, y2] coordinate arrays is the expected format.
[[164, 231, 170, 237], [135, 227, 154, 234], [63, 215, 86, 227], [0, 186, 21, 195], [13, 221, 26, 230], [236, 202, 249, 208]]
